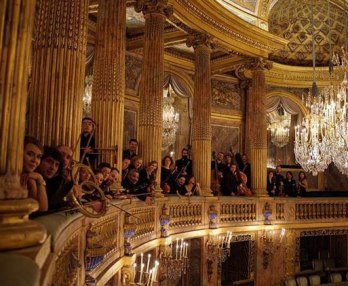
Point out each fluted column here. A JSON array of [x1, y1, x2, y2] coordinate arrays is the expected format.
[[91, 0, 126, 168], [135, 0, 173, 187], [0, 0, 46, 250], [28, 0, 88, 159], [241, 80, 251, 157], [187, 33, 213, 196], [246, 58, 272, 196]]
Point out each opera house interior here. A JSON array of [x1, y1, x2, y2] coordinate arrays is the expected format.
[[4, 0, 348, 285]]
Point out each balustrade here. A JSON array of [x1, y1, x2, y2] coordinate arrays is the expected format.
[[31, 196, 348, 286]]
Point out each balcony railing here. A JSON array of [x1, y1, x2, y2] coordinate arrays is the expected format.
[[33, 196, 348, 286]]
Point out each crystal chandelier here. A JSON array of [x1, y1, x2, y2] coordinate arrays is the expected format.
[[83, 75, 93, 116], [294, 0, 333, 175], [206, 231, 232, 264], [160, 238, 189, 280], [267, 105, 290, 148], [162, 85, 179, 148]]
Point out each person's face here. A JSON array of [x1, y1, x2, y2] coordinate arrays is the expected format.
[[134, 159, 143, 169], [149, 163, 157, 173], [95, 173, 104, 186], [178, 177, 185, 185], [129, 172, 139, 184], [231, 165, 237, 173], [286, 172, 292, 180], [82, 119, 94, 134], [299, 172, 305, 179], [182, 150, 188, 158], [129, 141, 138, 152], [38, 156, 60, 179], [57, 146, 73, 169], [79, 168, 91, 182], [268, 171, 274, 178], [242, 155, 248, 163], [276, 166, 282, 173], [110, 170, 120, 183], [23, 143, 42, 173], [101, 167, 111, 179], [217, 153, 224, 161], [122, 159, 130, 170], [189, 177, 196, 184], [164, 157, 171, 167], [225, 156, 232, 163]]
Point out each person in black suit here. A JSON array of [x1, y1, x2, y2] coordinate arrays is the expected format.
[[122, 138, 138, 159], [80, 117, 96, 167], [175, 148, 193, 178]]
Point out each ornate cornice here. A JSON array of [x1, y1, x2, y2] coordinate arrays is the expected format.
[[172, 0, 288, 57], [135, 0, 173, 17]]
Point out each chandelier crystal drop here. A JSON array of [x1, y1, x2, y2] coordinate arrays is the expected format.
[[267, 105, 290, 148], [162, 86, 179, 148]]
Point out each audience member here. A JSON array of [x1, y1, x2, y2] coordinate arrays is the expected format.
[[284, 171, 297, 197], [298, 171, 308, 196], [267, 171, 277, 196], [21, 136, 47, 212], [161, 155, 175, 194], [175, 148, 193, 178], [121, 156, 131, 181], [122, 138, 138, 160], [184, 176, 201, 196], [240, 154, 251, 189], [80, 117, 96, 167], [173, 175, 187, 196]]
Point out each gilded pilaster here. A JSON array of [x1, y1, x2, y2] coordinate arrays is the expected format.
[[91, 0, 126, 168], [246, 58, 272, 196], [135, 0, 173, 186], [28, 0, 88, 158], [187, 33, 213, 196], [0, 0, 46, 250]]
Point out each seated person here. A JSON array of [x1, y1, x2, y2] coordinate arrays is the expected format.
[[184, 176, 201, 196], [95, 171, 104, 187], [21, 136, 47, 213], [139, 161, 158, 192], [236, 171, 253, 196]]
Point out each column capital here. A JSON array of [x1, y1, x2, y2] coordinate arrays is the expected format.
[[134, 0, 173, 17], [246, 57, 272, 71], [186, 32, 214, 50]]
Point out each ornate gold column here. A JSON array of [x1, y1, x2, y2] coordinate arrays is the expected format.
[[135, 0, 173, 186], [0, 0, 46, 250], [28, 0, 88, 158], [187, 33, 213, 196], [91, 0, 126, 168], [240, 80, 251, 157], [246, 58, 272, 196]]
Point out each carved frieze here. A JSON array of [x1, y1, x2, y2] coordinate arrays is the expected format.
[[266, 85, 306, 98], [125, 54, 142, 91], [211, 79, 241, 110]]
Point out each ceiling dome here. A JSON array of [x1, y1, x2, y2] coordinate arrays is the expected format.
[[269, 0, 346, 66]]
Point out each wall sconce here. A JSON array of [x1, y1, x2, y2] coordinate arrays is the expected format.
[[206, 231, 232, 264], [260, 228, 286, 269], [159, 237, 189, 280], [131, 254, 160, 286]]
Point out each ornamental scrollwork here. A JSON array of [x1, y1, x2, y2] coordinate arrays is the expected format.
[[186, 32, 214, 50]]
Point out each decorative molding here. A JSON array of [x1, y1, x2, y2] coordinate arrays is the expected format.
[[186, 32, 214, 50], [212, 79, 241, 110]]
